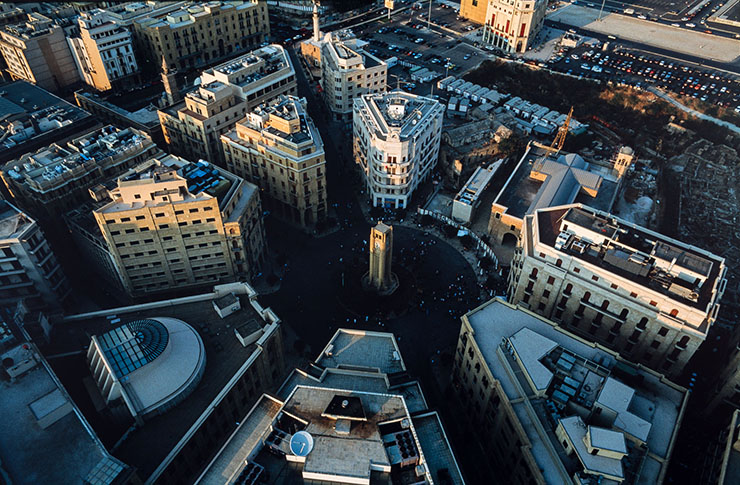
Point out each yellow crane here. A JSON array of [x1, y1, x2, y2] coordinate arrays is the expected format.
[[531, 106, 573, 174]]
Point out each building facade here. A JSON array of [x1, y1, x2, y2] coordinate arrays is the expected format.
[[321, 33, 387, 122], [508, 204, 727, 378], [453, 298, 688, 484], [222, 95, 327, 228], [2, 126, 162, 219], [0, 13, 80, 92], [158, 44, 296, 166], [353, 91, 444, 209], [0, 201, 70, 310], [67, 8, 139, 92], [461, 0, 547, 53], [90, 154, 265, 297], [131, 1, 269, 74]]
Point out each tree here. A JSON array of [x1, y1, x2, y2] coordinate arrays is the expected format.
[[443, 225, 457, 238]]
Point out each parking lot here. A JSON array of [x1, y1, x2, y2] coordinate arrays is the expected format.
[[548, 42, 740, 110]]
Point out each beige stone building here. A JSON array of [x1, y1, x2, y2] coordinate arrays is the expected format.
[[461, 0, 547, 53], [0, 13, 80, 92], [353, 91, 444, 209], [508, 204, 727, 378], [67, 8, 139, 92], [1, 126, 161, 219], [0, 200, 70, 310], [89, 154, 265, 297], [158, 44, 296, 166], [453, 298, 688, 484], [222, 95, 327, 228], [131, 1, 269, 74], [321, 33, 387, 122]]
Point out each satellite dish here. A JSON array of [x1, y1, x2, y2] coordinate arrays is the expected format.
[[290, 431, 314, 457]]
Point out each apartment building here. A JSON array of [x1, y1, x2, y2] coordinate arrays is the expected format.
[[89, 154, 265, 297], [131, 1, 269, 74], [460, 0, 547, 53], [508, 204, 727, 378], [353, 91, 444, 209], [453, 298, 688, 484], [321, 33, 387, 122], [222, 95, 327, 228], [67, 8, 139, 92], [158, 44, 296, 166], [198, 328, 465, 485], [0, 13, 80, 92], [2, 126, 161, 219], [0, 200, 70, 310], [708, 323, 740, 414]]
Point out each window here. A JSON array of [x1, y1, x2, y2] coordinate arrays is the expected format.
[[547, 276, 555, 285], [610, 283, 618, 289], [650, 340, 660, 349], [637, 317, 648, 330], [120, 217, 130, 222], [582, 292, 591, 302], [573, 267, 580, 273], [678, 336, 690, 348], [543, 290, 550, 299], [564, 283, 573, 295], [135, 215, 145, 220], [670, 309, 679, 317], [649, 300, 658, 306], [630, 291, 638, 298], [591, 275, 599, 281], [658, 327, 668, 337], [619, 308, 629, 320]]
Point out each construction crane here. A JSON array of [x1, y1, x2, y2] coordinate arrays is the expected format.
[[531, 107, 573, 174]]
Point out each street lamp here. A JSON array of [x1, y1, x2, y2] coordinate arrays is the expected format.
[[598, 0, 607, 21]]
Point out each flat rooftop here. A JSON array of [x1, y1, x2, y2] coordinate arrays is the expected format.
[[357, 91, 442, 141], [3, 126, 152, 190], [494, 142, 618, 220], [454, 163, 499, 206], [201, 44, 293, 93], [316, 328, 406, 375], [465, 299, 687, 485], [43, 285, 274, 479], [0, 200, 32, 240], [0, 341, 128, 484], [535, 205, 725, 313]]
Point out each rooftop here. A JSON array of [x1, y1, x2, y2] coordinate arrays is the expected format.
[[199, 328, 465, 485], [200, 44, 293, 96], [494, 142, 618, 220], [235, 95, 323, 150], [534, 204, 726, 313], [3, 126, 153, 192], [1, 13, 56, 40], [0, 200, 33, 240], [0, 81, 93, 159], [454, 162, 500, 206], [0, 317, 129, 485], [464, 299, 688, 485], [355, 91, 443, 141], [44, 283, 279, 480], [137, 1, 259, 30]]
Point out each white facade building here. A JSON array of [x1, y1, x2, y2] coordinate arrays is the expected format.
[[353, 91, 444, 209], [68, 8, 139, 92]]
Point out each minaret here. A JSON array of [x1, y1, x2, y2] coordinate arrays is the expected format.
[[160, 57, 181, 106], [312, 0, 320, 42]]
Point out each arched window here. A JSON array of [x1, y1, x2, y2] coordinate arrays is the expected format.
[[529, 268, 538, 279], [670, 309, 679, 317], [556, 258, 563, 267], [637, 317, 648, 329], [619, 309, 629, 320], [582, 291, 591, 303], [678, 336, 690, 348], [564, 283, 573, 295], [601, 300, 610, 310]]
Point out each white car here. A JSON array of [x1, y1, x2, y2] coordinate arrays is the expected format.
[[686, 23, 696, 27]]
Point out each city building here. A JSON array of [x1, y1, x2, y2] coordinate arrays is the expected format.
[[131, 0, 269, 74], [2, 125, 161, 218], [67, 8, 139, 92], [451, 162, 499, 224], [0, 200, 70, 310], [0, 80, 98, 164], [487, 141, 620, 249], [87, 316, 206, 425], [0, 306, 135, 485], [74, 88, 165, 145], [48, 281, 286, 484], [0, 13, 80, 92], [453, 298, 688, 484], [321, 33, 387, 122], [0, 4, 25, 27], [353, 91, 444, 209], [158, 44, 296, 166], [508, 203, 727, 378], [197, 328, 466, 485], [84, 154, 265, 297], [222, 95, 327, 227], [717, 410, 740, 484], [708, 335, 740, 413], [461, 0, 547, 54]]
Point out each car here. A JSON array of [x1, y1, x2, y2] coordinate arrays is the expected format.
[[463, 54, 471, 60], [581, 63, 590, 70], [571, 54, 579, 59], [637, 15, 647, 19], [686, 23, 696, 27], [671, 23, 680, 27], [592, 66, 603, 72]]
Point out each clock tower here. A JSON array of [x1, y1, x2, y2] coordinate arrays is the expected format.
[[366, 222, 398, 295]]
